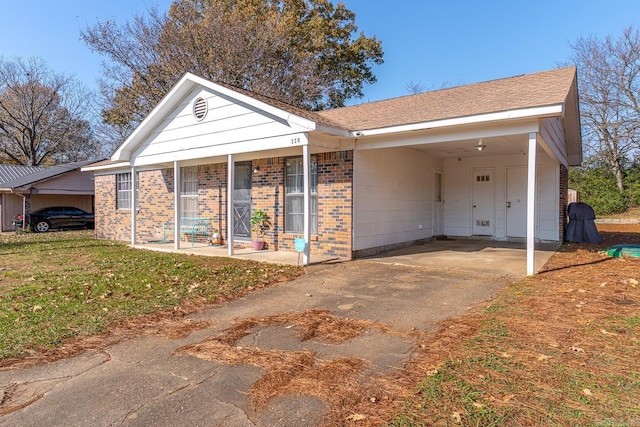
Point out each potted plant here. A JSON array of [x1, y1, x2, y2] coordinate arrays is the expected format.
[[250, 209, 269, 250]]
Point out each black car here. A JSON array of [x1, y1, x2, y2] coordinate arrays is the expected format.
[[12, 207, 95, 232]]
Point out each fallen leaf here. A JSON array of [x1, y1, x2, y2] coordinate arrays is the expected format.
[[569, 346, 585, 353], [629, 278, 638, 288], [578, 289, 586, 293], [499, 352, 511, 358], [472, 402, 484, 408], [582, 388, 593, 397], [346, 414, 366, 421], [600, 329, 618, 336], [451, 412, 462, 423], [502, 394, 515, 402], [537, 354, 551, 362]]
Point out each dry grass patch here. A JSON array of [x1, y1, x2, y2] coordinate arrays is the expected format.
[[177, 309, 404, 423], [378, 224, 640, 426]]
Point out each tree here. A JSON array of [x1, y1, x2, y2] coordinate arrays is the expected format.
[[82, 0, 383, 136], [0, 57, 99, 166], [570, 27, 640, 196]]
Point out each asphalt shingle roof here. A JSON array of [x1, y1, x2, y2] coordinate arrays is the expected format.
[[0, 160, 97, 189], [318, 66, 577, 131]]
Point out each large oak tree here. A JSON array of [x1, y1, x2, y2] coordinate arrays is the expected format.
[[82, 0, 383, 141]]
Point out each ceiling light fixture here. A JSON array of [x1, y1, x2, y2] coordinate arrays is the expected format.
[[476, 139, 486, 151]]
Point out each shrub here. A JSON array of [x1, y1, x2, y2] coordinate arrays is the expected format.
[[569, 166, 627, 215]]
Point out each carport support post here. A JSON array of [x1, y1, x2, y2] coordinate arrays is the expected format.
[[302, 144, 311, 265], [227, 155, 235, 256], [130, 167, 136, 245], [526, 132, 537, 276], [174, 161, 181, 250]]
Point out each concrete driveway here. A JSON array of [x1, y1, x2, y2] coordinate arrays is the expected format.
[[0, 240, 556, 426]]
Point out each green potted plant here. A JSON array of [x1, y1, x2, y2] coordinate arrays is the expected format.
[[250, 209, 269, 250]]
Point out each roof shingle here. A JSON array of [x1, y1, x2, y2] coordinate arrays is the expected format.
[[318, 66, 577, 130]]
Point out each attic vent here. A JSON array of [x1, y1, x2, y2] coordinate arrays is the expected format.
[[193, 97, 208, 121]]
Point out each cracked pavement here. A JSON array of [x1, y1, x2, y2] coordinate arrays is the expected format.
[[0, 244, 543, 426]]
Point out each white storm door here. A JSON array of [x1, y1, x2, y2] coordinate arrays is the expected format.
[[506, 166, 528, 238], [433, 172, 444, 235], [472, 169, 494, 236]]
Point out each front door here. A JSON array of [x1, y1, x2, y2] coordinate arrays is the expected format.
[[433, 171, 444, 235], [233, 162, 252, 240], [472, 169, 494, 236], [506, 166, 528, 238]]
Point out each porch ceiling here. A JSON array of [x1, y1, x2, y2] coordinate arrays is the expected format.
[[407, 133, 532, 159]]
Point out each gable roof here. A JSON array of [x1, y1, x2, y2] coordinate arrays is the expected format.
[[318, 67, 578, 131], [111, 73, 346, 162], [102, 66, 580, 167], [0, 160, 97, 190], [0, 165, 47, 186]]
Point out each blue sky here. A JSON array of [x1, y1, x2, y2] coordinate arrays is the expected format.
[[1, 0, 639, 105]]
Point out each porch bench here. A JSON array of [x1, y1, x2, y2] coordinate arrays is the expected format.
[[162, 217, 211, 247]]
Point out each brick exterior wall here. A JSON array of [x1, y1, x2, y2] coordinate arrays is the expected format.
[[559, 164, 569, 241], [95, 174, 130, 241], [94, 151, 354, 259]]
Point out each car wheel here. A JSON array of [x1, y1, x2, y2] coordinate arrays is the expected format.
[[34, 220, 51, 233]]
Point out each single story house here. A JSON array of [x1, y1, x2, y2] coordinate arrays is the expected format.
[[0, 160, 97, 231], [84, 66, 582, 275]]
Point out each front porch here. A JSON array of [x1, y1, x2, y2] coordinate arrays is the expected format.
[[131, 241, 338, 266]]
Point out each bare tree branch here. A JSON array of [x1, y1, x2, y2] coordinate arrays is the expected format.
[[0, 56, 101, 165]]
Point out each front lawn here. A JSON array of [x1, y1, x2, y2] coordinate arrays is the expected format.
[[0, 231, 302, 361]]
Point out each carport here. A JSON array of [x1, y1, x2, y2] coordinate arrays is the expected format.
[[320, 67, 582, 276]]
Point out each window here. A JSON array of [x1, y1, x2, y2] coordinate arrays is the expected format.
[[116, 172, 138, 210], [285, 156, 317, 234], [180, 166, 198, 217]]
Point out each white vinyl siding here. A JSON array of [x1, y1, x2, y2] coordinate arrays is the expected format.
[[180, 166, 198, 217], [285, 156, 317, 234]]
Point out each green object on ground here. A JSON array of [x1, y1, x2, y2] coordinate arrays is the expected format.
[[605, 244, 640, 257]]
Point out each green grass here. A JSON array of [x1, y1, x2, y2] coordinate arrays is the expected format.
[[0, 231, 302, 360]]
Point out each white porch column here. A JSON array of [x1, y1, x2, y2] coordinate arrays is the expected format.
[[227, 155, 235, 256], [526, 132, 537, 276], [302, 144, 311, 265], [173, 161, 181, 249], [130, 166, 137, 246]]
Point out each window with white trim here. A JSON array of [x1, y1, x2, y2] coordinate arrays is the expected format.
[[116, 172, 139, 210], [285, 156, 317, 234], [180, 166, 198, 217]]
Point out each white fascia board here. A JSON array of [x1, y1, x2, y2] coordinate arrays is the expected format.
[[82, 162, 131, 173], [351, 104, 564, 138], [356, 121, 540, 151], [132, 132, 309, 167], [315, 123, 350, 137]]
